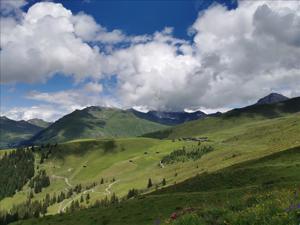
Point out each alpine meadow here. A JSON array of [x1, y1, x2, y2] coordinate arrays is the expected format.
[[0, 1, 300, 225]]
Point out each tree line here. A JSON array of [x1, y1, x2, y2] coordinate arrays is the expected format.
[[28, 170, 50, 193], [161, 145, 214, 164], [0, 148, 34, 200]]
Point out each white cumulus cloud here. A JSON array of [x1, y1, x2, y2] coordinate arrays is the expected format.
[[1, 0, 300, 119]]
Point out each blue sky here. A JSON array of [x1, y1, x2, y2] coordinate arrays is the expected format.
[[1, 0, 299, 121]]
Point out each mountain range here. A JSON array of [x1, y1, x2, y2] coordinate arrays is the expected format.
[[0, 117, 49, 148], [24, 106, 169, 145], [131, 109, 207, 125], [0, 93, 294, 148]]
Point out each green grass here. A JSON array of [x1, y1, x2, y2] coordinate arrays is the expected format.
[[156, 146, 300, 193]]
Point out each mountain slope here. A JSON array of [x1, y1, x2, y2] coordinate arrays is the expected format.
[[0, 117, 44, 149], [144, 96, 300, 139], [131, 109, 206, 125], [27, 119, 52, 128], [256, 93, 289, 105], [26, 107, 169, 144], [156, 145, 300, 194]]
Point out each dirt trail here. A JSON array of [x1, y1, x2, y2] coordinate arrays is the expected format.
[[105, 180, 119, 195], [51, 175, 72, 188], [58, 180, 120, 213]]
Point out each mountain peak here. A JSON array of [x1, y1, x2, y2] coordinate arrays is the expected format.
[[256, 93, 289, 105]]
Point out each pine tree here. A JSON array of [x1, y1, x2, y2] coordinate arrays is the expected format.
[[86, 193, 90, 203], [29, 191, 34, 199], [147, 178, 153, 188], [162, 178, 166, 186]]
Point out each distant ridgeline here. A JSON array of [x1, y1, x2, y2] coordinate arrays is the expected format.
[[0, 117, 51, 149], [1, 94, 298, 148]]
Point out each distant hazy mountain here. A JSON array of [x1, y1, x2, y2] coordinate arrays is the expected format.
[[0, 116, 44, 149], [256, 93, 289, 105], [25, 106, 169, 145], [27, 118, 52, 128], [131, 109, 207, 125]]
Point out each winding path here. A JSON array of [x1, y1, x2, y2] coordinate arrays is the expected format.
[[58, 180, 120, 213], [105, 180, 119, 195], [51, 175, 72, 188]]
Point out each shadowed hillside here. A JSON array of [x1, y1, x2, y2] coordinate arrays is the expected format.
[[0, 117, 44, 149]]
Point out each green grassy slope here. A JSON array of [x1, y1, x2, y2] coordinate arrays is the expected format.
[[27, 107, 169, 144], [27, 119, 51, 128], [11, 145, 300, 225], [156, 145, 300, 194], [144, 96, 300, 139], [0, 117, 44, 149]]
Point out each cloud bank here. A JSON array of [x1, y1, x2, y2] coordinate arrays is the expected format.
[[1, 0, 300, 120]]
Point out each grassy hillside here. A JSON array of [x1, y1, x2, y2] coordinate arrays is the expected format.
[[27, 107, 168, 144], [144, 96, 300, 139], [27, 119, 52, 128], [0, 117, 44, 149], [156, 145, 300, 194], [10, 145, 300, 225]]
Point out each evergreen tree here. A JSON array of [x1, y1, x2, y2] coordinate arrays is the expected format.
[[127, 189, 139, 199], [0, 148, 35, 200], [86, 193, 90, 203], [147, 178, 153, 188]]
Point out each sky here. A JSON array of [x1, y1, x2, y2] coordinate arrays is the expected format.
[[0, 0, 300, 121]]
